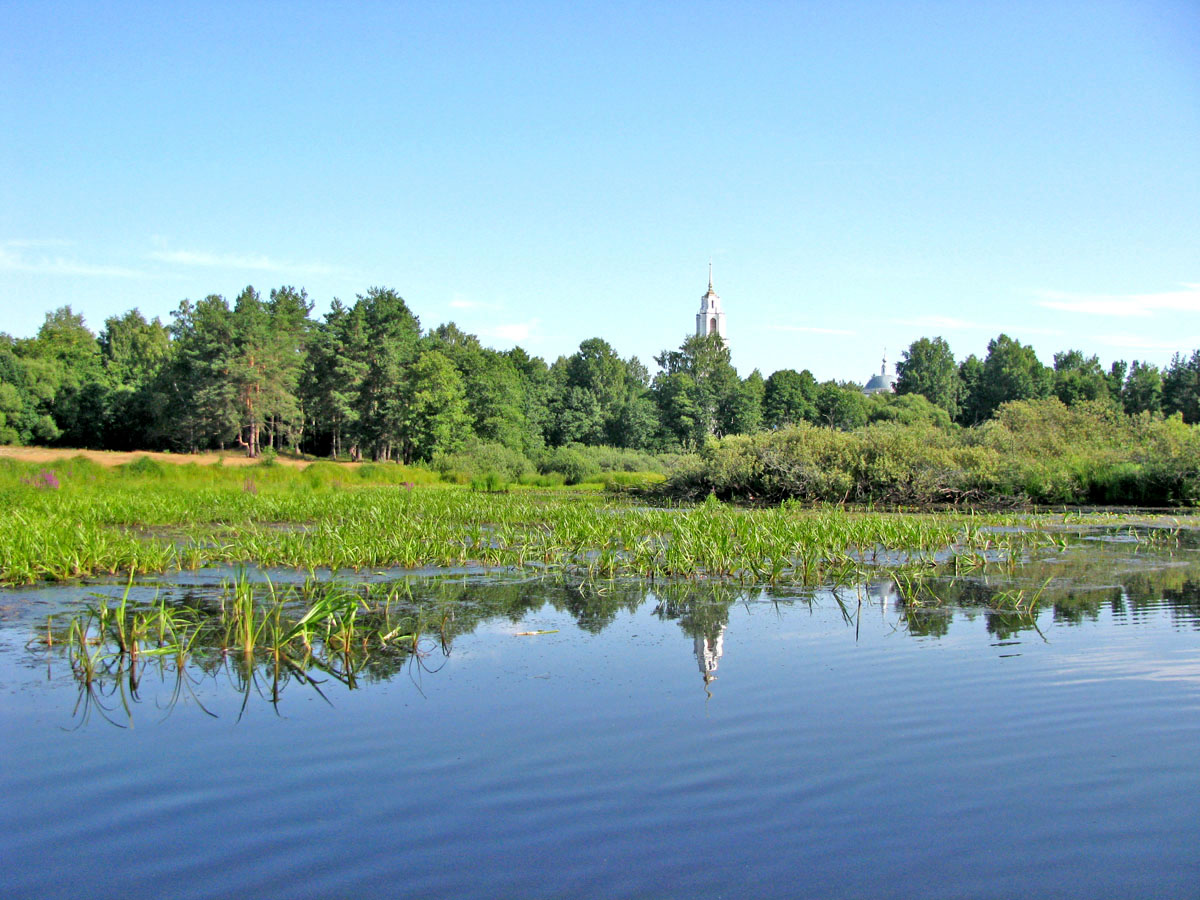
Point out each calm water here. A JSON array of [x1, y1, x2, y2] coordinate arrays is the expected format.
[[2, 534, 1199, 899]]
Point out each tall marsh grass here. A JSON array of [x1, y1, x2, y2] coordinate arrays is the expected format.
[[4, 451, 1194, 588]]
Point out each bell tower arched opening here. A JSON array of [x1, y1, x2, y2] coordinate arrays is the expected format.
[[695, 261, 727, 345]]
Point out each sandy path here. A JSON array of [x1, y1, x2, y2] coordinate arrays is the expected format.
[[0, 446, 352, 469]]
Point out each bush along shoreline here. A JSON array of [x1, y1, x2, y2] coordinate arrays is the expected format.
[[649, 400, 1200, 508]]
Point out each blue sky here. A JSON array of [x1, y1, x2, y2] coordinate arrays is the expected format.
[[2, 1, 1197, 382]]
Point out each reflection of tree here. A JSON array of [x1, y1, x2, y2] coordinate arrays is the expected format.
[[433, 578, 648, 637], [1163, 578, 1200, 629], [904, 608, 951, 638], [895, 578, 992, 639], [36, 576, 557, 726], [947, 580, 1002, 607], [1050, 589, 1105, 626], [21, 533, 1200, 726], [35, 576, 687, 725], [985, 610, 1040, 642], [554, 582, 644, 633], [891, 546, 1200, 640]]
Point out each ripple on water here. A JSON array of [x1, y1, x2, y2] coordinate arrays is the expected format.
[[1, 564, 1199, 899]]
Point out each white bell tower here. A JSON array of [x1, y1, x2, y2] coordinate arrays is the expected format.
[[695, 261, 727, 343]]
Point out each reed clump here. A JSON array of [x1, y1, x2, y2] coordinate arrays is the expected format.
[[38, 573, 446, 720]]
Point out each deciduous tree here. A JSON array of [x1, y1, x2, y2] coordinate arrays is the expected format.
[[895, 337, 961, 418], [815, 381, 867, 430], [969, 334, 1052, 422], [762, 368, 817, 428], [1052, 349, 1114, 407], [402, 349, 471, 461]]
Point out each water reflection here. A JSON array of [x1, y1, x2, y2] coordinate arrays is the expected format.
[[650, 582, 736, 693], [694, 626, 725, 686], [7, 528, 1200, 725]]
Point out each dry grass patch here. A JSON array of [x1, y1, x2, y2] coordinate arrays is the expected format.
[[0, 446, 352, 470]]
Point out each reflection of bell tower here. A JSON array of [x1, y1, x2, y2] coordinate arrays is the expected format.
[[695, 262, 727, 344], [694, 623, 727, 685], [863, 579, 898, 610]]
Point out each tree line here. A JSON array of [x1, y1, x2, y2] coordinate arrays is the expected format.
[[1, 284, 1198, 459]]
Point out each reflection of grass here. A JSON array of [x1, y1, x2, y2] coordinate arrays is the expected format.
[[25, 537, 1200, 727], [895, 571, 1057, 613], [992, 577, 1053, 615], [893, 537, 1200, 630], [35, 572, 451, 724]]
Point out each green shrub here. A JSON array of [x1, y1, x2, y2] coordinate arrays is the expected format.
[[433, 439, 532, 481], [353, 462, 440, 485], [533, 444, 687, 476], [649, 405, 1200, 508], [469, 471, 508, 493], [48, 455, 105, 482], [517, 471, 565, 487], [123, 455, 165, 478], [537, 445, 600, 485], [1086, 462, 1147, 505], [300, 461, 342, 489], [596, 470, 666, 490]]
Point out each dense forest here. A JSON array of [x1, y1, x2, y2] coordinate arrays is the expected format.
[[1, 284, 1198, 474]]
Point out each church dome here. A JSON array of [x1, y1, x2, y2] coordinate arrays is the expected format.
[[863, 351, 892, 394], [864, 373, 891, 393]]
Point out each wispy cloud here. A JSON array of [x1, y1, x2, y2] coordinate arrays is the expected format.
[[893, 314, 979, 331], [1094, 333, 1200, 351], [483, 319, 540, 342], [149, 249, 278, 270], [892, 314, 1062, 339], [3, 238, 74, 249], [1035, 284, 1200, 318], [449, 296, 502, 311], [776, 325, 855, 336], [0, 244, 145, 278], [147, 248, 336, 276]]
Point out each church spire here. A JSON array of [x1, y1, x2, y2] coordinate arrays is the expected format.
[[696, 261, 727, 344]]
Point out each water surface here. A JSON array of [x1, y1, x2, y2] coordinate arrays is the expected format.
[[2, 534, 1198, 899]]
